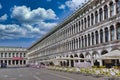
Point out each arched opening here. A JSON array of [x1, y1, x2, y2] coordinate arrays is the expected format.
[[91, 13, 94, 25], [66, 55, 69, 67], [104, 5, 108, 19], [87, 15, 90, 27], [95, 11, 98, 23], [116, 23, 120, 40], [105, 27, 109, 42], [101, 50, 108, 67], [99, 8, 103, 21], [81, 19, 84, 30], [85, 52, 91, 62], [74, 54, 78, 62], [100, 29, 103, 43], [70, 55, 74, 67], [92, 51, 99, 66], [85, 35, 87, 47], [84, 18, 87, 29], [95, 31, 99, 44], [79, 54, 84, 62], [88, 34, 90, 46], [116, 0, 120, 13], [109, 1, 114, 16], [82, 36, 84, 48], [92, 32, 94, 45], [110, 25, 115, 41]]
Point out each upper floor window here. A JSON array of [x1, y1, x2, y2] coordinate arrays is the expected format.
[[104, 5, 108, 19], [116, 0, 120, 13], [100, 29, 103, 43], [117, 23, 120, 40], [95, 11, 98, 23], [95, 31, 99, 44], [105, 27, 109, 42], [88, 34, 90, 46], [82, 36, 84, 48], [85, 35, 87, 47], [87, 16, 90, 27], [84, 18, 87, 29], [91, 13, 94, 25], [92, 32, 94, 45], [110, 25, 115, 41], [99, 8, 103, 21], [110, 2, 114, 16], [81, 19, 84, 30]]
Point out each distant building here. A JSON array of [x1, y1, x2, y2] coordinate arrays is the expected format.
[[0, 46, 27, 67], [27, 0, 120, 67]]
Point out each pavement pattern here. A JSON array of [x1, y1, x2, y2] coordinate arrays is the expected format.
[[0, 67, 116, 80]]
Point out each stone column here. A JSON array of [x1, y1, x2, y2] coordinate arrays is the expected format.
[[108, 5, 111, 18]]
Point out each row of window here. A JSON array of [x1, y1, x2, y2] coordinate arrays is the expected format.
[[42, 0, 120, 49], [0, 60, 26, 65], [0, 53, 26, 58]]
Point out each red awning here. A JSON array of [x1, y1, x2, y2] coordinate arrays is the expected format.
[[12, 57, 23, 60]]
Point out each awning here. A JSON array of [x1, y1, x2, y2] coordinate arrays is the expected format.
[[96, 50, 120, 60]]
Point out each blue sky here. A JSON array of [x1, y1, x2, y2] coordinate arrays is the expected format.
[[0, 0, 88, 48]]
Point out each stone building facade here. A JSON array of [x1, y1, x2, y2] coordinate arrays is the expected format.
[[27, 0, 120, 67], [0, 47, 27, 67]]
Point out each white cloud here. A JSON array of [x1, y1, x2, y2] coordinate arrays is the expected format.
[[0, 14, 8, 21], [59, 4, 66, 9], [11, 6, 58, 24], [61, 0, 89, 10], [0, 24, 42, 39], [0, 21, 57, 39], [0, 3, 2, 9]]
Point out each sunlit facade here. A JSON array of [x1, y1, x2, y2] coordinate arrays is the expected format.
[[0, 47, 27, 67], [27, 0, 120, 67]]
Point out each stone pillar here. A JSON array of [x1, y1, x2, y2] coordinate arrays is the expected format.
[[114, 25, 117, 40], [103, 29, 105, 43], [108, 6, 111, 18], [99, 60, 103, 66], [69, 60, 71, 67]]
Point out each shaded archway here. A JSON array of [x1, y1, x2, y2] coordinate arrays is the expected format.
[[66, 55, 69, 66], [70, 55, 74, 67], [92, 51, 99, 66], [101, 50, 108, 66], [79, 54, 84, 62], [74, 54, 78, 62]]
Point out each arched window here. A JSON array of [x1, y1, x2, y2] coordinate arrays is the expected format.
[[116, 0, 120, 13], [99, 8, 103, 21], [82, 36, 84, 48], [91, 13, 94, 25], [105, 27, 109, 42], [110, 2, 114, 16], [92, 32, 94, 45], [84, 18, 87, 29], [79, 37, 81, 48], [117, 23, 120, 40], [1, 53, 3, 57], [78, 21, 81, 31], [95, 11, 98, 23], [110, 25, 115, 41], [81, 19, 84, 30], [100, 29, 103, 43], [74, 39, 76, 49], [88, 34, 90, 46], [104, 5, 108, 19], [76, 39, 78, 49], [72, 40, 74, 50], [76, 22, 78, 33], [85, 35, 87, 47], [95, 31, 99, 44], [88, 16, 90, 27]]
